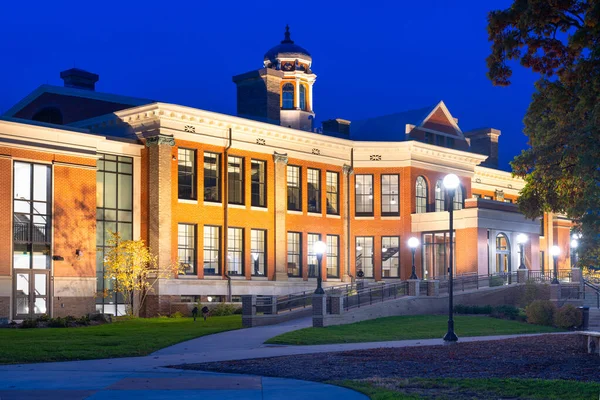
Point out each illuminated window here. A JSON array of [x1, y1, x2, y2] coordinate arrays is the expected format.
[[415, 176, 428, 213], [382, 237, 400, 278], [251, 229, 266, 276], [355, 175, 373, 216], [307, 233, 321, 278], [435, 180, 445, 212], [228, 227, 244, 275], [299, 84, 306, 110], [287, 232, 302, 277], [228, 156, 244, 205], [282, 83, 294, 109], [308, 168, 321, 213], [203, 226, 220, 275], [381, 174, 399, 216], [204, 152, 220, 202], [356, 236, 374, 277], [251, 159, 266, 207], [327, 235, 339, 278], [453, 185, 464, 210], [178, 148, 196, 200], [178, 224, 196, 275], [287, 165, 301, 211], [326, 171, 339, 215]]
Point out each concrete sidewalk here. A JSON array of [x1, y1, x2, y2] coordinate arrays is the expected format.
[[0, 368, 367, 399]]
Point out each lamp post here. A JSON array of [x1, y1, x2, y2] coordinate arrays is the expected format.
[[252, 252, 259, 275], [550, 245, 560, 284], [443, 173, 459, 343], [314, 240, 327, 294], [516, 234, 528, 270], [408, 237, 420, 279], [570, 235, 579, 268]]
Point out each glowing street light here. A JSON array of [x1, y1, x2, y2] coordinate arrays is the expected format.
[[313, 240, 327, 294], [550, 245, 560, 284], [570, 234, 579, 268], [516, 234, 528, 270], [408, 237, 420, 279], [443, 173, 459, 343]]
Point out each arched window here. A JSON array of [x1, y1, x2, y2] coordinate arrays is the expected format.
[[453, 185, 464, 210], [415, 176, 428, 213], [435, 180, 445, 212], [495, 233, 511, 274], [299, 84, 306, 111], [282, 83, 294, 109], [32, 107, 63, 125]]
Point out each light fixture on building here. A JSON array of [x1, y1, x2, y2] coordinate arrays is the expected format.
[[356, 244, 362, 251], [207, 296, 213, 302], [550, 245, 560, 284], [390, 197, 396, 205], [75, 249, 84, 260], [516, 234, 528, 270], [313, 240, 327, 294], [407, 237, 420, 279], [368, 188, 373, 200], [382, 246, 387, 252], [442, 173, 459, 343]]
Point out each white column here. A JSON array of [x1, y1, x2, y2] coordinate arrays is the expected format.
[[308, 82, 314, 112], [294, 78, 300, 110]]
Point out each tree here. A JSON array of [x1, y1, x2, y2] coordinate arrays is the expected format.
[[103, 231, 180, 316], [487, 0, 600, 268]]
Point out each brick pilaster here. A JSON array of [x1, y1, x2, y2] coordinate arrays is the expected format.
[[273, 152, 288, 281]]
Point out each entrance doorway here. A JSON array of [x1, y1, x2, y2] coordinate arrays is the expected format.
[[495, 233, 511, 274], [14, 270, 50, 319]]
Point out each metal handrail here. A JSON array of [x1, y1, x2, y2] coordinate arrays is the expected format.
[[344, 281, 408, 311], [584, 280, 600, 309]]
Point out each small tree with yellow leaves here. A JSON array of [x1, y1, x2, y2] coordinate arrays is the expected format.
[[103, 231, 179, 316]]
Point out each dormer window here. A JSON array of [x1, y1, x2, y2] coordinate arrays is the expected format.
[[282, 83, 294, 109]]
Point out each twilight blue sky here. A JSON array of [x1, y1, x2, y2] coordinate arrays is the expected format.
[[0, 0, 537, 170]]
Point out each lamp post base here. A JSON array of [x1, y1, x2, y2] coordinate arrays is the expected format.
[[551, 277, 559, 285], [443, 320, 458, 342]]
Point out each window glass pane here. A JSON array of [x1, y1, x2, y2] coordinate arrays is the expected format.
[[32, 244, 50, 269], [326, 172, 339, 215], [204, 226, 220, 275], [228, 156, 243, 204], [178, 224, 196, 275], [118, 223, 133, 241], [287, 232, 301, 277], [355, 175, 373, 215], [282, 83, 294, 109], [435, 180, 445, 212], [287, 166, 301, 211], [251, 160, 266, 207], [356, 237, 374, 277], [104, 161, 117, 172], [14, 243, 30, 269], [227, 227, 243, 275], [204, 152, 220, 202], [96, 172, 104, 208], [17, 273, 29, 295], [299, 84, 306, 110], [34, 274, 47, 296], [251, 229, 266, 275], [119, 163, 133, 174], [382, 237, 400, 278], [33, 165, 48, 202], [416, 176, 427, 213], [327, 235, 339, 278], [14, 162, 31, 200], [34, 297, 47, 314], [104, 173, 117, 209], [308, 169, 321, 213], [381, 174, 399, 215], [14, 200, 29, 214], [118, 174, 133, 210], [307, 233, 320, 278]]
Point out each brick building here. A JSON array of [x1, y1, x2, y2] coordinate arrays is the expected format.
[[0, 27, 573, 320]]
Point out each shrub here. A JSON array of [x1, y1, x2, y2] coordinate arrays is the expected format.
[[169, 311, 184, 319], [209, 303, 237, 317], [37, 314, 50, 322], [77, 316, 91, 326], [233, 307, 243, 315], [526, 300, 557, 326], [554, 304, 583, 329], [454, 304, 492, 314], [489, 276, 505, 287], [48, 317, 68, 328], [490, 305, 521, 320], [518, 281, 551, 308], [21, 319, 38, 329]]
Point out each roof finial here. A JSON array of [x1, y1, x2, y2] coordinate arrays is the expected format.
[[282, 24, 294, 44]]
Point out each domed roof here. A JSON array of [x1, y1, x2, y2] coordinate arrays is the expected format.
[[264, 26, 312, 64]]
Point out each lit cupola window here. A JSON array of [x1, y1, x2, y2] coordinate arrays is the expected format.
[[299, 84, 306, 111], [282, 83, 294, 109]]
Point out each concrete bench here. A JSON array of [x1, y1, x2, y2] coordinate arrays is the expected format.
[[579, 331, 600, 355]]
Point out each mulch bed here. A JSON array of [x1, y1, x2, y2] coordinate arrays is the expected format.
[[176, 334, 600, 382]]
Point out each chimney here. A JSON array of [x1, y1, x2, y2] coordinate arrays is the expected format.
[[464, 128, 501, 169], [322, 118, 351, 135], [60, 68, 99, 91]]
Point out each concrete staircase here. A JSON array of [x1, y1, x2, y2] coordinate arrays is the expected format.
[[583, 284, 600, 330]]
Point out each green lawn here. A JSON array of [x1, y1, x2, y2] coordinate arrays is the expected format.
[[266, 315, 562, 345], [0, 315, 241, 364], [337, 378, 600, 400]]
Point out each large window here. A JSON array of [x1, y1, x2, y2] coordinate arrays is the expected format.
[[381, 174, 399, 216], [327, 235, 339, 278], [178, 224, 196, 275], [308, 168, 321, 213], [495, 233, 511, 274], [204, 152, 220, 202], [453, 185, 464, 210], [287, 232, 302, 277], [203, 226, 220, 275], [251, 159, 266, 207], [382, 237, 400, 278], [227, 227, 244, 275], [228, 156, 244, 205], [178, 148, 196, 200], [287, 165, 301, 211], [422, 232, 454, 278], [251, 229, 266, 276], [356, 236, 374, 278], [307, 233, 321, 278], [326, 171, 339, 215], [415, 176, 428, 213], [435, 180, 445, 212], [96, 155, 133, 316], [355, 175, 373, 216], [282, 83, 294, 109], [299, 84, 307, 111]]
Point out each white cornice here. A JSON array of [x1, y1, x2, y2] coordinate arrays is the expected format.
[[473, 166, 524, 194]]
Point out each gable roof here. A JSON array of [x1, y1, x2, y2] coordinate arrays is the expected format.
[[3, 84, 153, 117], [349, 105, 434, 141]]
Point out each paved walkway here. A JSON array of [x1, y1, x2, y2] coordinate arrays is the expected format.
[[0, 315, 576, 399]]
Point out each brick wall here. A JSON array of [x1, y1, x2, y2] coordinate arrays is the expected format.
[[0, 297, 9, 320], [53, 296, 95, 318]]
